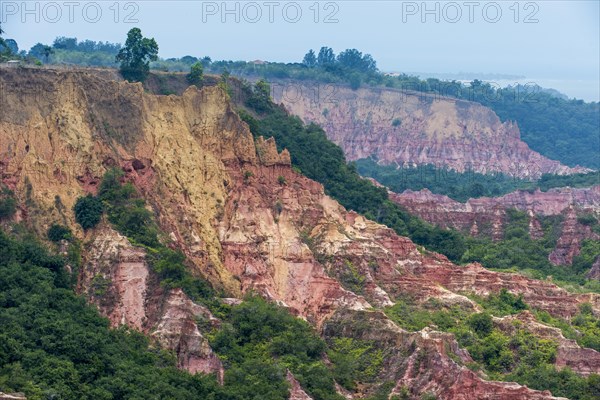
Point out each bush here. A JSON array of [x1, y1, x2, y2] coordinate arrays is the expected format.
[[468, 313, 493, 337], [0, 187, 17, 220], [73, 195, 103, 230], [47, 224, 72, 242]]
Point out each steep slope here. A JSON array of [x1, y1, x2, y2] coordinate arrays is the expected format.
[[0, 67, 598, 399], [271, 82, 589, 179]]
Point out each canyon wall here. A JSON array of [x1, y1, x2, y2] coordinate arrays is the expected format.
[[271, 82, 589, 179], [389, 186, 600, 265]]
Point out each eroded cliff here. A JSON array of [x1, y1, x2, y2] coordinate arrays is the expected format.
[[271, 82, 589, 179], [389, 186, 600, 265], [0, 67, 597, 399]]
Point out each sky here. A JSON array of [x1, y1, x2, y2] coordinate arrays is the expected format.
[[2, 1, 599, 100]]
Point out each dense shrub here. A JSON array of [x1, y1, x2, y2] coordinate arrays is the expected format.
[[73, 195, 103, 230], [0, 230, 225, 399], [210, 296, 342, 400], [47, 224, 71, 242], [0, 191, 16, 220], [468, 313, 494, 337]]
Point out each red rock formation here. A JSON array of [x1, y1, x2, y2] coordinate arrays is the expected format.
[[529, 210, 545, 240], [272, 82, 589, 179], [587, 257, 600, 280], [549, 207, 595, 266], [389, 187, 600, 265], [152, 289, 224, 378], [80, 225, 224, 378]]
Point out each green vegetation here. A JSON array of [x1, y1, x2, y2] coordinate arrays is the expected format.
[[327, 337, 384, 390], [0, 229, 225, 399], [356, 158, 600, 203], [187, 62, 204, 86], [534, 305, 600, 353], [537, 172, 600, 191], [385, 295, 600, 399], [73, 195, 103, 230], [468, 289, 527, 317], [211, 47, 378, 90], [245, 79, 273, 114], [46, 224, 72, 243], [210, 296, 343, 400], [573, 240, 600, 275], [116, 28, 159, 82], [335, 260, 366, 295], [461, 209, 599, 289], [0, 187, 17, 220], [385, 298, 469, 332]]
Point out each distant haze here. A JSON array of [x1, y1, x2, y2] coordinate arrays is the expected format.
[[2, 1, 599, 100]]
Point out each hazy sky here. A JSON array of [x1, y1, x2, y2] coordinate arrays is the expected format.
[[2, 1, 599, 97]]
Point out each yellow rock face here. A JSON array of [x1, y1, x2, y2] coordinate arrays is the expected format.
[[0, 68, 252, 292]]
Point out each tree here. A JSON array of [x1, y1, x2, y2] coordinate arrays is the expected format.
[[53, 37, 78, 50], [337, 49, 378, 73], [73, 195, 103, 230], [0, 195, 16, 220], [317, 46, 336, 66], [349, 73, 361, 90], [468, 313, 493, 336], [245, 79, 272, 113], [200, 56, 212, 67], [0, 37, 17, 55], [180, 55, 198, 64], [187, 62, 204, 86], [3, 39, 18, 54], [115, 28, 159, 82], [337, 49, 364, 70], [28, 43, 47, 60], [302, 49, 317, 68], [42, 45, 54, 63]]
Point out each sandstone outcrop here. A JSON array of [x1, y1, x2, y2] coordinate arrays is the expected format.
[[271, 82, 588, 179], [0, 394, 26, 400], [1, 67, 597, 398], [79, 224, 224, 378]]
